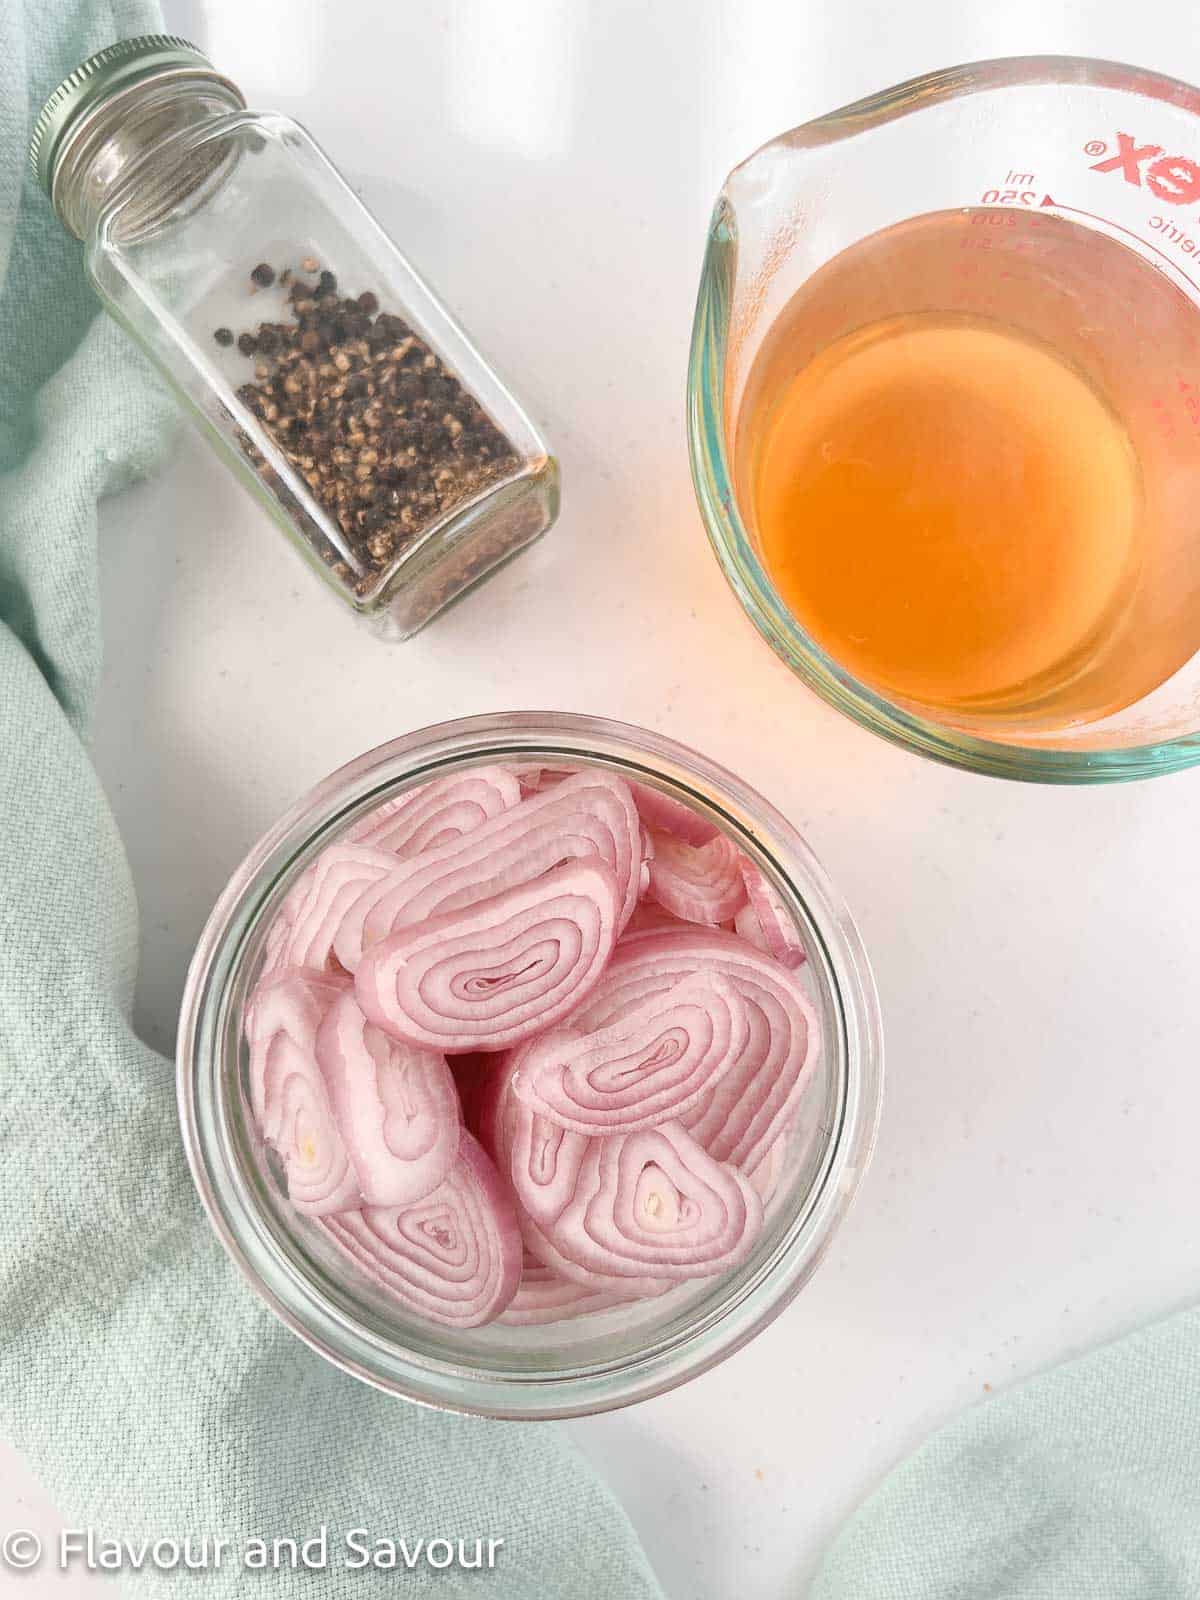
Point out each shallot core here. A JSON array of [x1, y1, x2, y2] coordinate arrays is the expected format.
[[244, 758, 820, 1328]]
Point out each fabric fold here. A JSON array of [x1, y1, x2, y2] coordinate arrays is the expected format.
[[813, 1306, 1200, 1599]]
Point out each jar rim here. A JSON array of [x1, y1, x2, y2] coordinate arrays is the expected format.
[[33, 37, 245, 238], [176, 712, 884, 1418]]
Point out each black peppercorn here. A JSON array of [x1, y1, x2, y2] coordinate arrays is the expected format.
[[251, 262, 276, 287], [216, 265, 518, 586]]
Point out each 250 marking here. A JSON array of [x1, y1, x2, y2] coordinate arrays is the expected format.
[[980, 187, 1039, 206]]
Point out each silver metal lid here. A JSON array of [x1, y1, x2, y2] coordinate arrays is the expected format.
[[29, 34, 230, 198]]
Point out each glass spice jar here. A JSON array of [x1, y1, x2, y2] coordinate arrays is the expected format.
[[30, 34, 559, 639]]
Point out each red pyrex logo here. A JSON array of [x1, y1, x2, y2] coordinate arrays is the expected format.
[[1091, 132, 1200, 204]]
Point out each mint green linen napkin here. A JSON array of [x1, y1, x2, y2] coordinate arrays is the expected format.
[[0, 6, 663, 1594], [813, 1306, 1200, 1598]]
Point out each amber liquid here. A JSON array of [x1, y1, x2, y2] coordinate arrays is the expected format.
[[736, 210, 1200, 724]]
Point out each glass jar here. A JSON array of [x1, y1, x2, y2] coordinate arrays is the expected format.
[[31, 35, 558, 639], [177, 712, 883, 1418]]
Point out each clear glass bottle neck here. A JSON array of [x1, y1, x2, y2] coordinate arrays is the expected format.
[[51, 71, 246, 241]]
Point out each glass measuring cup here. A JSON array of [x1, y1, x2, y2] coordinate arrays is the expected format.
[[689, 57, 1200, 782]]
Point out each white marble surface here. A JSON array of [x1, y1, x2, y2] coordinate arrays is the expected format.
[[4, 1, 1200, 1595]]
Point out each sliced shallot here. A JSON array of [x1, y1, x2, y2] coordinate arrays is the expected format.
[[646, 828, 748, 926], [507, 763, 571, 795], [506, 1102, 591, 1227], [334, 769, 643, 971], [491, 1055, 640, 1266], [510, 973, 747, 1135], [737, 862, 807, 970], [498, 1253, 632, 1325], [349, 766, 520, 854], [244, 969, 359, 1216], [355, 858, 622, 1052], [576, 929, 819, 1172], [519, 1212, 672, 1300], [315, 991, 460, 1206], [276, 845, 399, 972], [319, 1133, 522, 1327], [631, 782, 720, 847], [260, 864, 324, 974], [540, 1121, 762, 1284], [248, 755, 826, 1330]]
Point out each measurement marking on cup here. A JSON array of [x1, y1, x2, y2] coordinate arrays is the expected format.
[[981, 186, 1040, 206], [1041, 195, 1200, 297], [1148, 216, 1200, 256], [980, 170, 1041, 206]]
